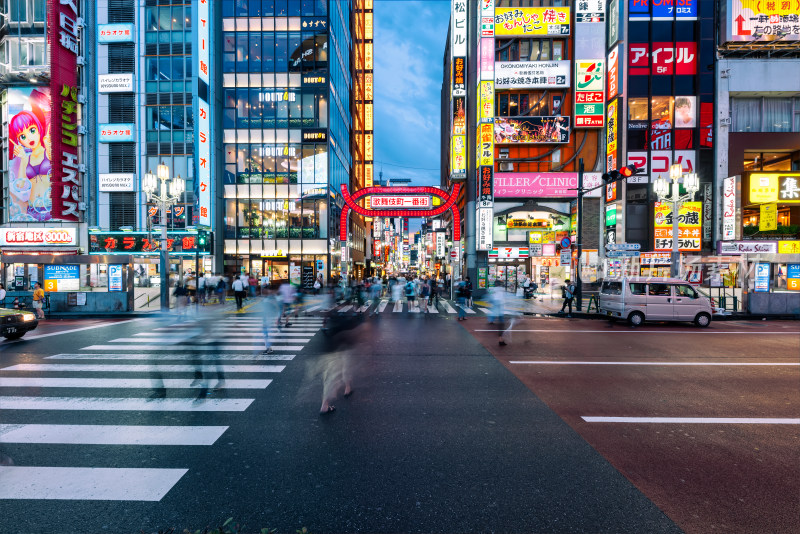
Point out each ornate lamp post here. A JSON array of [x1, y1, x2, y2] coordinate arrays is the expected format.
[[142, 162, 185, 310], [653, 164, 699, 278]]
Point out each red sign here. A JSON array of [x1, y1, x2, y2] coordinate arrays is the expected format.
[[576, 116, 604, 127], [628, 42, 697, 75], [607, 46, 620, 100], [699, 102, 713, 148], [48, 0, 82, 221], [371, 196, 430, 208], [575, 91, 604, 103]]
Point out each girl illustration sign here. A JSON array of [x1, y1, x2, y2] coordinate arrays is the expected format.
[[8, 87, 52, 221]]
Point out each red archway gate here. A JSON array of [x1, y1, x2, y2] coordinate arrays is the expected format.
[[339, 184, 461, 242]]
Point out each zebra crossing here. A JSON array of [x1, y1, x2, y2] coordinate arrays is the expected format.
[[0, 314, 322, 502], [326, 298, 486, 316]]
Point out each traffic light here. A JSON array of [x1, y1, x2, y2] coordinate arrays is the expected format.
[[602, 165, 643, 183]]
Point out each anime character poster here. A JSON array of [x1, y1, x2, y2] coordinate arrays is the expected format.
[[7, 87, 53, 221]]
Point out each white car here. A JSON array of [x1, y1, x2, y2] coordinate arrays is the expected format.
[[599, 277, 713, 327]]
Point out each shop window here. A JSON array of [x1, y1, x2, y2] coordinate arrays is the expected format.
[[628, 98, 648, 122]]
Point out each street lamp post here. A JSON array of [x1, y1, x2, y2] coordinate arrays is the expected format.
[[142, 162, 185, 311], [654, 164, 699, 278]]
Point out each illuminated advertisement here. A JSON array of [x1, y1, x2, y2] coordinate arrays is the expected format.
[[747, 173, 800, 204], [724, 0, 800, 42], [453, 96, 466, 135], [453, 56, 466, 97], [49, 0, 82, 222], [722, 176, 737, 241], [654, 201, 702, 251], [627, 150, 696, 184], [478, 166, 494, 207], [577, 0, 606, 22], [607, 45, 621, 99], [44, 265, 80, 292], [480, 38, 495, 80], [494, 61, 570, 89], [99, 173, 135, 192], [574, 60, 605, 128], [494, 7, 570, 36], [99, 124, 135, 143], [89, 231, 210, 255], [629, 42, 697, 75], [98, 23, 135, 43], [451, 136, 466, 175], [7, 87, 54, 221], [494, 172, 578, 198], [479, 81, 494, 119], [494, 116, 570, 144], [674, 96, 696, 128], [477, 207, 493, 251], [0, 227, 77, 246], [479, 123, 494, 166], [606, 98, 619, 172], [371, 196, 431, 208], [628, 0, 697, 21], [452, 0, 467, 56]]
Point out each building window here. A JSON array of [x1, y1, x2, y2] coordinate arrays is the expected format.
[[732, 97, 798, 133], [496, 39, 567, 61]]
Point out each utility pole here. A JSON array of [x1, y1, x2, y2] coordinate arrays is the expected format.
[[576, 158, 584, 310]]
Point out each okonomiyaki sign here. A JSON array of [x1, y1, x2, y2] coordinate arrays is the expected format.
[[494, 172, 577, 198]]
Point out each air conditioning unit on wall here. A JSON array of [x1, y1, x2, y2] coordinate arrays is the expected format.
[[499, 162, 514, 171]]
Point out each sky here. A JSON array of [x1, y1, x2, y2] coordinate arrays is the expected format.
[[372, 0, 451, 189]]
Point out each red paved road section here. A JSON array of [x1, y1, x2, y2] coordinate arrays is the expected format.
[[465, 317, 800, 534]]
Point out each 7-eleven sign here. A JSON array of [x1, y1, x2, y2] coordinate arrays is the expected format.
[[489, 247, 529, 259]]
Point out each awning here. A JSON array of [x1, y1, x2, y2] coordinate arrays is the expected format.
[[1, 248, 79, 256]]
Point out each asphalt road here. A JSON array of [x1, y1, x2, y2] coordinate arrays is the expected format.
[[0, 307, 794, 533], [466, 316, 800, 534]]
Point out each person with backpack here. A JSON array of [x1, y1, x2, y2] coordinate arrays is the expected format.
[[560, 279, 576, 317], [456, 279, 467, 321], [404, 277, 416, 312]]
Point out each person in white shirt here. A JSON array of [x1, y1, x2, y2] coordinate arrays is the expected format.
[[232, 276, 246, 310], [278, 281, 296, 327]]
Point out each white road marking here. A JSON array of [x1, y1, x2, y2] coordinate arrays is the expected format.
[[0, 466, 187, 501], [79, 344, 303, 351], [3, 364, 285, 373], [193, 337, 312, 344], [393, 300, 403, 312], [0, 396, 254, 412], [426, 304, 438, 314], [408, 301, 419, 313], [357, 300, 372, 313], [441, 300, 458, 314], [582, 416, 800, 424], [509, 361, 800, 366], [0, 424, 229, 445], [12, 319, 146, 341], [337, 305, 353, 313], [0, 377, 272, 389], [378, 300, 388, 312], [477, 329, 800, 334], [46, 353, 294, 361], [479, 307, 492, 313], [305, 305, 321, 312], [455, 304, 476, 314]]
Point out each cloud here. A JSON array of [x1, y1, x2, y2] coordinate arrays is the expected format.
[[372, 1, 450, 187]]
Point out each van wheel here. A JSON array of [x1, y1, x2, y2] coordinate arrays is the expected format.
[[628, 311, 645, 327], [694, 313, 711, 328]]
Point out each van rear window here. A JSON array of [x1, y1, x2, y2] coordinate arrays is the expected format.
[[602, 281, 622, 295]]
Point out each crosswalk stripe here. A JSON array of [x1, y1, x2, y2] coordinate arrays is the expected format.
[[408, 301, 419, 313], [357, 300, 372, 313], [0, 424, 229, 446], [45, 354, 295, 361], [0, 466, 188, 501], [0, 396, 254, 412], [79, 344, 303, 351], [196, 338, 312, 344], [456, 304, 476, 314], [0, 377, 272, 389], [3, 364, 285, 373], [337, 305, 353, 312], [393, 300, 403, 312], [426, 304, 439, 313], [480, 307, 492, 313], [441, 300, 457, 313], [378, 300, 388, 312]]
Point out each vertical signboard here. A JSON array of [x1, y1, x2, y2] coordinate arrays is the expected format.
[[477, 0, 494, 251], [574, 60, 605, 127], [196, 0, 212, 227], [46, 0, 82, 222], [450, 0, 467, 182], [754, 263, 770, 292], [606, 98, 619, 172], [722, 176, 737, 241]]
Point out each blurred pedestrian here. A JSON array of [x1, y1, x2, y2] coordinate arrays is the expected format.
[[456, 278, 467, 321], [404, 277, 416, 312], [248, 273, 258, 298], [32, 281, 45, 319], [261, 289, 280, 354], [489, 283, 507, 345], [464, 276, 473, 307], [559, 279, 576, 317], [278, 281, 295, 327]]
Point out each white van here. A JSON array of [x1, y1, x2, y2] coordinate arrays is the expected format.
[[599, 277, 713, 327]]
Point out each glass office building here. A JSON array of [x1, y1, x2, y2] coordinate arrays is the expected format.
[[219, 0, 352, 287]]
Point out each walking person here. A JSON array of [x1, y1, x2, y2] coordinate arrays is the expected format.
[[456, 279, 467, 321], [314, 273, 323, 295], [559, 279, 576, 317], [278, 281, 295, 328], [404, 277, 416, 312], [261, 289, 280, 354], [464, 276, 473, 308], [420, 279, 430, 313], [31, 281, 46, 319], [0, 283, 6, 307], [489, 283, 508, 345], [232, 276, 246, 311]]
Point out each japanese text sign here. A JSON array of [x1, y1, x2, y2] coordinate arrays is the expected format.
[[654, 201, 702, 251], [494, 7, 571, 36]]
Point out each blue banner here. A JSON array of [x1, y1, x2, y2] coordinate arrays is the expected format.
[[629, 0, 697, 21]]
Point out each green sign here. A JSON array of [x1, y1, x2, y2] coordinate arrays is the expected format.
[[606, 205, 617, 226]]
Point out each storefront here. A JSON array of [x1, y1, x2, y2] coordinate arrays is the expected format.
[[0, 227, 82, 293]]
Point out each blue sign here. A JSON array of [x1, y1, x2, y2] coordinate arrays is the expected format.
[[99, 123, 135, 143], [98, 24, 135, 44], [787, 264, 800, 279], [44, 265, 80, 291], [754, 263, 770, 293], [108, 265, 124, 292], [316, 260, 324, 271], [560, 237, 571, 248], [629, 0, 697, 21]]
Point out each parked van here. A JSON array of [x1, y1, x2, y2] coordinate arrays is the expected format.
[[599, 277, 713, 327]]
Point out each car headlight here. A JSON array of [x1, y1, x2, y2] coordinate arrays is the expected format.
[[22, 314, 36, 322]]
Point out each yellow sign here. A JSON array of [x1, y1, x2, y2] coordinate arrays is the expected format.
[[364, 73, 373, 100], [606, 99, 618, 165], [749, 173, 800, 204], [778, 241, 800, 254], [451, 135, 466, 174], [759, 203, 778, 231], [479, 81, 494, 119], [529, 231, 542, 243], [654, 202, 702, 251], [365, 103, 373, 130], [507, 219, 538, 229], [365, 133, 373, 160], [543, 231, 555, 244], [494, 7, 571, 36], [479, 123, 494, 166]]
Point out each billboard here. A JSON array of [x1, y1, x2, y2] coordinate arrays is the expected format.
[[44, 265, 80, 291], [574, 60, 605, 128], [494, 7, 570, 36], [654, 201, 702, 252], [629, 0, 697, 21], [494, 172, 578, 198], [479, 81, 494, 119], [494, 61, 570, 89], [629, 42, 697, 75], [627, 150, 696, 184], [7, 87, 55, 222], [607, 98, 619, 172], [99, 124, 135, 143], [607, 45, 621, 99], [724, 0, 800, 41], [494, 116, 570, 144]]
